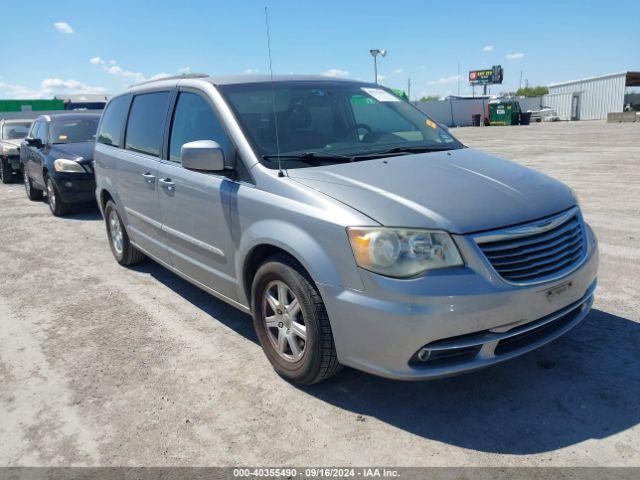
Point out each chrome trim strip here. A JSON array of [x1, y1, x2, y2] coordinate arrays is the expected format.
[[474, 206, 579, 244], [425, 282, 596, 352], [162, 224, 226, 258], [124, 207, 162, 229]]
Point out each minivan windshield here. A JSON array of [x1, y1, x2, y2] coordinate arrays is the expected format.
[[2, 122, 31, 140], [219, 81, 463, 168], [50, 117, 99, 144]]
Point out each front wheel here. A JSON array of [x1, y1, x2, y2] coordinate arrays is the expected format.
[[24, 170, 43, 201], [46, 176, 71, 217], [251, 255, 342, 385], [104, 200, 145, 266], [1, 157, 13, 184]]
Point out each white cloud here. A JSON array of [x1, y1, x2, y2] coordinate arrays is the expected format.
[[483, 45, 494, 52], [0, 79, 106, 99], [177, 67, 191, 74], [393, 68, 404, 74], [103, 65, 146, 83], [109, 59, 117, 65], [148, 72, 172, 81], [40, 78, 107, 95], [377, 75, 386, 81], [322, 68, 350, 78], [53, 22, 74, 34], [90, 57, 105, 65], [506, 52, 524, 60], [244, 69, 260, 74], [426, 74, 462, 85]]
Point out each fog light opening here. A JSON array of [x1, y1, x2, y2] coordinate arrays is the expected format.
[[417, 348, 431, 362]]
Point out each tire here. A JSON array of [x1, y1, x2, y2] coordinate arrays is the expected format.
[[1, 157, 13, 184], [46, 176, 71, 217], [23, 169, 43, 201], [104, 200, 145, 266], [251, 254, 342, 385]]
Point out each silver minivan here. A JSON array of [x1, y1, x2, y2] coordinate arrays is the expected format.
[[94, 74, 598, 384]]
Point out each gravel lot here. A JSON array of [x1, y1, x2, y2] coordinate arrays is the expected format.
[[1, 121, 639, 467]]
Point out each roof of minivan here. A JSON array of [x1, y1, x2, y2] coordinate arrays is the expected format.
[[34, 112, 102, 123], [204, 74, 364, 86]]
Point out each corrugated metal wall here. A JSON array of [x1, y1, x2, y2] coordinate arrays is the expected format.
[[546, 73, 626, 120], [415, 98, 489, 127]]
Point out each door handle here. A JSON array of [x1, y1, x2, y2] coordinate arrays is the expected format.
[[141, 172, 156, 184], [158, 178, 175, 192]]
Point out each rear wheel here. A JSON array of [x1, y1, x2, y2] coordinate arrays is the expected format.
[[46, 176, 71, 217], [251, 254, 342, 384], [24, 170, 43, 201], [1, 157, 13, 184], [104, 200, 145, 266]]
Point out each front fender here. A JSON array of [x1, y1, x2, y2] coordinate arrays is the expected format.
[[236, 219, 364, 305]]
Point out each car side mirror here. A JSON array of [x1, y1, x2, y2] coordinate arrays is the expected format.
[[26, 137, 43, 148], [181, 140, 225, 172]]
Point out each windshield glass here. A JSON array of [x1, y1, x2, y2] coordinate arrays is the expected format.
[[50, 117, 99, 144], [219, 81, 462, 168], [2, 122, 31, 140]]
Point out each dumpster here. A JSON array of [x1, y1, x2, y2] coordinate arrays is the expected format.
[[489, 101, 521, 126]]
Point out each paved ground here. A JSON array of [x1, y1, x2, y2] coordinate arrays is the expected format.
[[0, 121, 639, 467]]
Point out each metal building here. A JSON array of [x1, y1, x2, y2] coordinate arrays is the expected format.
[[545, 71, 640, 121]]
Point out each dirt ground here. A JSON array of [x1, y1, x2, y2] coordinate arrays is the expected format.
[[1, 120, 639, 466]]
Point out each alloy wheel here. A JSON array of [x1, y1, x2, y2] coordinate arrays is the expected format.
[[24, 171, 31, 196], [108, 209, 124, 255], [47, 179, 56, 212], [262, 280, 307, 362]]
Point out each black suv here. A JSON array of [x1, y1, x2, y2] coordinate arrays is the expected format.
[[21, 113, 100, 216]]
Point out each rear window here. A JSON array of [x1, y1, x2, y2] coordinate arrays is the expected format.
[[97, 95, 130, 147], [125, 92, 171, 157]]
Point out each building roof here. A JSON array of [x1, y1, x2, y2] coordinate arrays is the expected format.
[[548, 71, 640, 88]]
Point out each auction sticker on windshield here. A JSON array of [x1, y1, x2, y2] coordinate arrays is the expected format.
[[361, 87, 400, 102]]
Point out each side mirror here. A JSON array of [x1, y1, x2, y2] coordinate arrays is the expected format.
[[26, 137, 43, 148], [181, 140, 225, 172]]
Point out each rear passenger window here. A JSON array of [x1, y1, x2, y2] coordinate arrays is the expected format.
[[97, 95, 130, 147], [168, 92, 230, 163], [125, 92, 170, 157]]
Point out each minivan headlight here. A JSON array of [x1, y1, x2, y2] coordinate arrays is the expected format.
[[54, 158, 86, 173], [347, 227, 464, 278]]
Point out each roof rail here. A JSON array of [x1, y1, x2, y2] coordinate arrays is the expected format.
[[131, 73, 210, 87]]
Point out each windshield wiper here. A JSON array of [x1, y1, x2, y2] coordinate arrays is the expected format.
[[262, 152, 354, 164], [338, 145, 458, 162]]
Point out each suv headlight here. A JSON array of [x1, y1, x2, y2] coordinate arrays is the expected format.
[[347, 227, 464, 278], [54, 158, 86, 173]]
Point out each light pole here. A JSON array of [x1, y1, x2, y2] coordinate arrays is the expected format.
[[369, 49, 387, 84]]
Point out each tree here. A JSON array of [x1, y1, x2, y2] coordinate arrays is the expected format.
[[515, 86, 549, 97], [419, 95, 440, 102]]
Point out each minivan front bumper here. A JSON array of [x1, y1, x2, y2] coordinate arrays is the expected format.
[[318, 223, 599, 380]]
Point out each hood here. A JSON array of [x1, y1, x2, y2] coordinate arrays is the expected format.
[[288, 148, 576, 234], [1, 139, 22, 149], [49, 142, 95, 163]]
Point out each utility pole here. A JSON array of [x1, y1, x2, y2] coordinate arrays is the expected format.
[[407, 78, 411, 101], [519, 70, 523, 91], [457, 62, 460, 96]]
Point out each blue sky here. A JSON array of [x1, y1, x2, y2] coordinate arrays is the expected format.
[[1, 0, 638, 100]]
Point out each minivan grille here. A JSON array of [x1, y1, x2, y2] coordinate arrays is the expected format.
[[475, 208, 586, 284]]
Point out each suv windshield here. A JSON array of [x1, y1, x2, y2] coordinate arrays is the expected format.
[[50, 117, 99, 144], [2, 122, 31, 140], [219, 81, 463, 168]]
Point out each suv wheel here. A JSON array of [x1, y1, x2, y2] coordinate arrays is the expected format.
[[1, 157, 13, 184], [251, 254, 342, 384], [104, 200, 145, 266], [46, 176, 71, 217], [24, 170, 43, 201]]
